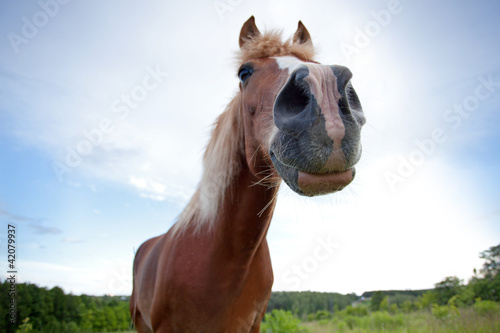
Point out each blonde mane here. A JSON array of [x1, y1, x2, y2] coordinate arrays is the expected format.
[[172, 95, 244, 235], [172, 30, 317, 236]]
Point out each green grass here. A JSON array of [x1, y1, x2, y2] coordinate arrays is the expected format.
[[300, 308, 500, 333]]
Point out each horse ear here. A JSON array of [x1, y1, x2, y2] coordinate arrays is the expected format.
[[239, 16, 261, 48], [293, 21, 312, 46]]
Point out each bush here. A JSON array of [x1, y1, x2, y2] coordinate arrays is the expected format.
[[416, 291, 437, 310], [261, 309, 303, 333], [379, 296, 389, 311], [474, 298, 499, 316], [401, 300, 416, 313], [431, 304, 460, 320], [371, 311, 404, 329], [431, 294, 460, 321], [318, 318, 330, 326], [313, 310, 331, 321], [342, 305, 368, 317], [336, 320, 348, 332], [63, 321, 80, 333], [343, 315, 360, 329]]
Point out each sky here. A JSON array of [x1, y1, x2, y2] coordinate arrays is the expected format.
[[0, 0, 499, 297]]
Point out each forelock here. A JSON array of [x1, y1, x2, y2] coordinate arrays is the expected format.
[[236, 30, 316, 64]]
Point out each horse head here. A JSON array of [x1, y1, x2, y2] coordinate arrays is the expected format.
[[237, 16, 366, 196]]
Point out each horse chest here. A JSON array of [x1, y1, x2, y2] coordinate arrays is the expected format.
[[151, 238, 272, 332]]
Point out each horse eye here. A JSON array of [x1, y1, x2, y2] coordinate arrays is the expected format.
[[238, 67, 253, 83]]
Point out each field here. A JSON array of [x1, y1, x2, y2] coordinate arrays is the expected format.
[[300, 308, 500, 333]]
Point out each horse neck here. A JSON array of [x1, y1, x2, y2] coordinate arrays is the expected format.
[[176, 93, 279, 261], [214, 161, 279, 260]]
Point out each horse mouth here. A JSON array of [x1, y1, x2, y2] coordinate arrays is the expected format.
[[270, 151, 355, 197], [297, 168, 355, 195]]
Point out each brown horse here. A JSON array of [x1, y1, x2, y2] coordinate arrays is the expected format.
[[130, 16, 365, 332]]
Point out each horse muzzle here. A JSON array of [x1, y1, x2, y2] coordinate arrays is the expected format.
[[270, 63, 365, 196]]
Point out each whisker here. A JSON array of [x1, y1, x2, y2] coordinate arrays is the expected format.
[[257, 189, 280, 218]]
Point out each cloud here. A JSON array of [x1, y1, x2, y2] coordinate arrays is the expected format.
[[18, 259, 133, 296], [139, 193, 166, 201], [0, 209, 61, 235], [472, 207, 500, 223], [128, 175, 192, 203], [16, 261, 94, 295], [0, 209, 45, 222], [30, 224, 62, 235], [129, 176, 167, 201], [129, 176, 147, 189], [21, 261, 80, 273], [62, 237, 85, 244], [0, 208, 45, 223]]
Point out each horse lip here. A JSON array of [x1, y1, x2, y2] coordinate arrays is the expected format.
[[270, 149, 355, 196], [297, 168, 355, 196]]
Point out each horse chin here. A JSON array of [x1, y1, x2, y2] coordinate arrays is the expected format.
[[270, 151, 355, 197]]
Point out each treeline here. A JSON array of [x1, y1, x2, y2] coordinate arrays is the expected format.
[[368, 243, 499, 312], [303, 243, 500, 323], [2, 244, 497, 332], [362, 289, 431, 298], [1, 284, 360, 332], [0, 283, 131, 333], [267, 291, 358, 318], [260, 244, 500, 332], [267, 243, 499, 321]]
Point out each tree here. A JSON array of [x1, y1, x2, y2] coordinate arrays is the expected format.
[[416, 291, 437, 310], [50, 287, 68, 322], [15, 317, 33, 333], [115, 302, 132, 331], [371, 291, 384, 311], [380, 296, 389, 312], [468, 244, 500, 301], [434, 276, 463, 305], [92, 308, 107, 332], [479, 244, 500, 279]]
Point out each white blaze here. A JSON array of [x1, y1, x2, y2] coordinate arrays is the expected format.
[[272, 56, 306, 72]]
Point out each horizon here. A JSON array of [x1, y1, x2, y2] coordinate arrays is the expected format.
[[1, 0, 499, 297]]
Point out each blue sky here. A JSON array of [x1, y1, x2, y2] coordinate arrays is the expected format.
[[0, 0, 499, 296]]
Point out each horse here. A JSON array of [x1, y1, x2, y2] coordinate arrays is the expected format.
[[130, 16, 365, 333]]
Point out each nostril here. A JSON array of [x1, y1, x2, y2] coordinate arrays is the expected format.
[[292, 66, 309, 83], [279, 79, 309, 115], [331, 65, 364, 122], [274, 67, 311, 129], [338, 83, 354, 117], [330, 65, 352, 94]]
